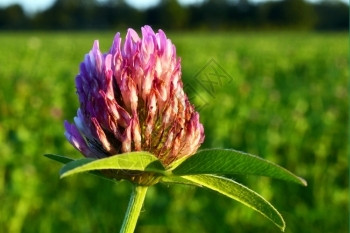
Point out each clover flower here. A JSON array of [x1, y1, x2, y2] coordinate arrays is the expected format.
[[47, 26, 306, 233], [64, 25, 204, 167]]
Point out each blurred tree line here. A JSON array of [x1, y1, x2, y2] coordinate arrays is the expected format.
[[0, 0, 348, 30]]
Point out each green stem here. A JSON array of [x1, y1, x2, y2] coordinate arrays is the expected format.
[[120, 185, 148, 233]]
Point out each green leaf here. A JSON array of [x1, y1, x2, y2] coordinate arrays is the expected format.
[[44, 154, 75, 164], [182, 174, 285, 231], [59, 151, 166, 178], [44, 154, 117, 182], [160, 176, 202, 187], [172, 149, 307, 186]]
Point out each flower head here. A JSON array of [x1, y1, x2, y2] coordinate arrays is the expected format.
[[65, 25, 204, 168]]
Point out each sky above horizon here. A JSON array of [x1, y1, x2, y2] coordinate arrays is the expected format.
[[0, 0, 348, 15]]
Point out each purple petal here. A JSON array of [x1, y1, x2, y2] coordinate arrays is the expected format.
[[64, 120, 93, 158]]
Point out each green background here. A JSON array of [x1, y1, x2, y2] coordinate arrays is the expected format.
[[0, 31, 347, 233]]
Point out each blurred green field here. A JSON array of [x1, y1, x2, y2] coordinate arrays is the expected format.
[[0, 31, 348, 233]]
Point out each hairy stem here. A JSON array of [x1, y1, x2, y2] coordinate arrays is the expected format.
[[120, 184, 148, 233]]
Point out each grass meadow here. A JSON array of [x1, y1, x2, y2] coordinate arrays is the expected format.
[[0, 31, 348, 233]]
